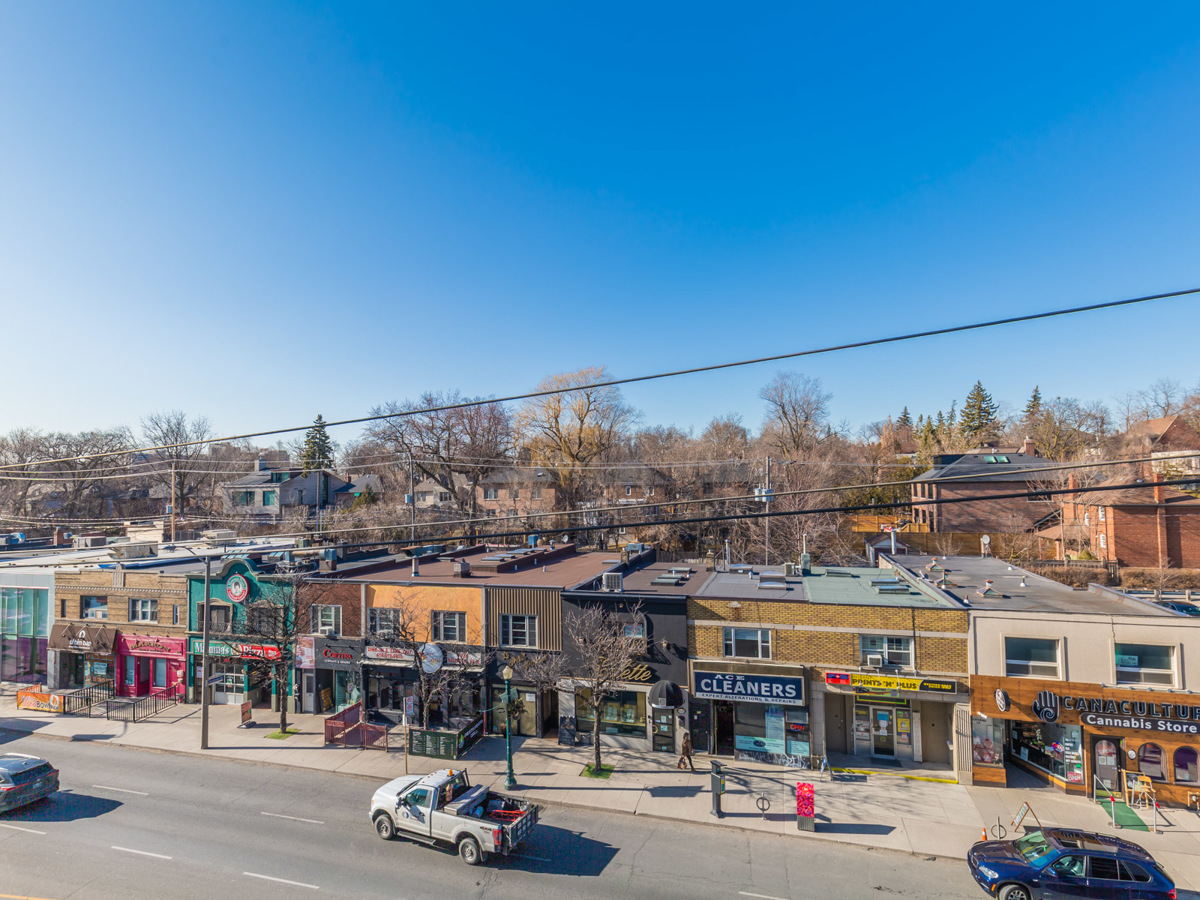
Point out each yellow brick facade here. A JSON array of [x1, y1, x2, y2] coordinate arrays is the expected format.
[[365, 583, 483, 644], [55, 570, 189, 635]]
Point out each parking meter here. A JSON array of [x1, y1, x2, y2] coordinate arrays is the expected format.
[[710, 760, 726, 818]]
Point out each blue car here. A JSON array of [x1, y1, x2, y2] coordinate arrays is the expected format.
[[968, 828, 1175, 900]]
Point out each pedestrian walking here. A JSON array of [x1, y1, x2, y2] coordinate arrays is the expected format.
[[677, 729, 695, 772]]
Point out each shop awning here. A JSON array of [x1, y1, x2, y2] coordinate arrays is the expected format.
[[48, 622, 116, 654], [648, 680, 683, 709]]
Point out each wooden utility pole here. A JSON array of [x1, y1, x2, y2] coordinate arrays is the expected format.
[[170, 461, 177, 543]]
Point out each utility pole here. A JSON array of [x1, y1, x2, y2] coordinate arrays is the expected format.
[[200, 554, 213, 750], [764, 456, 771, 566], [170, 461, 177, 543], [409, 454, 416, 542]]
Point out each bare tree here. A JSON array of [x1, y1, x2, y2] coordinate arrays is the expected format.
[[759, 372, 832, 458], [40, 429, 134, 518], [515, 367, 638, 510], [0, 428, 45, 519], [140, 410, 213, 514]]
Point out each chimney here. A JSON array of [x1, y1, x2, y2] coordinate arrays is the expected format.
[[1022, 437, 1037, 456], [1067, 473, 1078, 492], [1154, 472, 1165, 504], [412, 556, 420, 577]]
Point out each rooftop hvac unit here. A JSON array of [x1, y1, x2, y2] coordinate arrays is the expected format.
[[111, 542, 158, 560], [865, 653, 884, 668], [783, 562, 798, 577], [73, 535, 108, 549], [602, 572, 623, 592]]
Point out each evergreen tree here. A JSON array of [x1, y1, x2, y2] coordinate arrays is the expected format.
[[300, 414, 336, 474], [1024, 386, 1043, 420], [947, 401, 957, 428], [935, 410, 945, 432], [960, 381, 1000, 442], [897, 406, 913, 430]]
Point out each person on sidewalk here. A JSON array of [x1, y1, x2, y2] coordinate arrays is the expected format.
[[677, 730, 696, 772]]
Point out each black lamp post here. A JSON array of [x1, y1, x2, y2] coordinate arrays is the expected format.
[[502, 664, 517, 790]]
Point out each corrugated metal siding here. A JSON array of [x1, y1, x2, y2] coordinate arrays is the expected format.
[[487, 586, 562, 651]]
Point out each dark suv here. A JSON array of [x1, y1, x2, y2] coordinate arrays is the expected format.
[[0, 753, 59, 813], [968, 828, 1175, 899]]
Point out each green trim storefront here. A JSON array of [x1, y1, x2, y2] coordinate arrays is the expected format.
[[186, 559, 292, 711]]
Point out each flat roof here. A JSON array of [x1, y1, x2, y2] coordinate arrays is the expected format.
[[891, 555, 1175, 617], [608, 562, 713, 596], [695, 565, 958, 608], [347, 550, 621, 590]]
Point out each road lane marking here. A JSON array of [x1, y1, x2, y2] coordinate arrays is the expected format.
[[740, 893, 789, 900], [0, 892, 60, 899], [243, 873, 319, 890], [112, 845, 172, 860], [0, 823, 47, 835], [93, 784, 150, 796], [261, 811, 325, 825], [511, 853, 551, 862]]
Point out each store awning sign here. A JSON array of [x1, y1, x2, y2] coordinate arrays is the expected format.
[[693, 671, 805, 706], [187, 637, 280, 660], [48, 623, 115, 654], [824, 671, 956, 694]]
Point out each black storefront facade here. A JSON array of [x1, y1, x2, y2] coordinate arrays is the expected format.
[[557, 584, 690, 752], [688, 661, 809, 764], [363, 642, 486, 727], [297, 636, 364, 715], [48, 622, 117, 689]]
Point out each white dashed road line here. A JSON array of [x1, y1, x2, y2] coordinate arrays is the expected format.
[[112, 845, 172, 860], [260, 811, 325, 825], [243, 873, 319, 890], [93, 785, 150, 796], [739, 892, 790, 900], [0, 823, 47, 835]]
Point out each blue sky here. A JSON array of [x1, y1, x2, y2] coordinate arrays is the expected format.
[[2, 3, 1199, 447]]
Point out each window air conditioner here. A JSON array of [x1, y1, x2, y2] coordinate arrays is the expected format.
[[318, 626, 336, 637], [602, 572, 623, 592], [865, 653, 884, 668]]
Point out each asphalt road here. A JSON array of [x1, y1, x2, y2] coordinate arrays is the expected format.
[[0, 732, 981, 900]]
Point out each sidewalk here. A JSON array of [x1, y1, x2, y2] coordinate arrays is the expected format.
[[4, 697, 1200, 893]]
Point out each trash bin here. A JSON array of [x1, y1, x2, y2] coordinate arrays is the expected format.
[[796, 782, 815, 832]]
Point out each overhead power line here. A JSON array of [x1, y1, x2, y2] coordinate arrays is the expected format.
[[2, 285, 1194, 473]]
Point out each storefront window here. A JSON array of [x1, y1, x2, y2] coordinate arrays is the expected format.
[[1115, 643, 1174, 686], [972, 717, 1004, 766], [1005, 636, 1059, 678], [1139, 742, 1166, 782], [153, 658, 167, 689], [576, 689, 646, 737], [1011, 721, 1083, 782], [1174, 747, 1199, 783]]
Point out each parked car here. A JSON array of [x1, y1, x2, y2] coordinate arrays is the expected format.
[[968, 828, 1175, 899], [0, 753, 59, 813], [1154, 600, 1200, 616], [369, 768, 538, 866]]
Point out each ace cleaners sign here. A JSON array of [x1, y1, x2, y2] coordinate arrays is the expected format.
[[693, 671, 805, 706]]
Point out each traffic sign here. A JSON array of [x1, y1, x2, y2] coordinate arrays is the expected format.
[[207, 675, 223, 685]]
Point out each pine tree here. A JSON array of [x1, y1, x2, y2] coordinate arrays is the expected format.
[[897, 406, 913, 430], [1024, 386, 1043, 420], [947, 401, 957, 428], [300, 414, 336, 474], [960, 381, 1000, 443]]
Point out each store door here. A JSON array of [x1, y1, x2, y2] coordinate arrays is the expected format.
[[872, 707, 895, 757], [302, 673, 315, 714], [652, 708, 676, 753], [1092, 736, 1121, 791], [713, 701, 735, 756]]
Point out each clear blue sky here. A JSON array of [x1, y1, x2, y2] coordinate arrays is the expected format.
[[2, 3, 1199, 447]]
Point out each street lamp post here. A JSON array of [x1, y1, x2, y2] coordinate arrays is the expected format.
[[502, 664, 516, 790]]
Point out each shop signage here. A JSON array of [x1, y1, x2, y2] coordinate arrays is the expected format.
[[825, 671, 957, 694], [619, 663, 655, 683], [314, 637, 361, 669], [117, 635, 185, 656], [296, 636, 315, 669], [418, 643, 444, 674], [364, 644, 483, 668], [226, 574, 250, 603], [16, 689, 62, 713], [188, 637, 281, 660], [48, 623, 115, 654], [693, 671, 805, 706]]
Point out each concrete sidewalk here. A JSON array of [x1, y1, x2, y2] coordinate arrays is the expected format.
[[5, 697, 1200, 893]]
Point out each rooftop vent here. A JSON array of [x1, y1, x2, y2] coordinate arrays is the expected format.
[[602, 572, 623, 592]]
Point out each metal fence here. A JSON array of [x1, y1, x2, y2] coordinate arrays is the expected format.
[[324, 702, 388, 751], [60, 680, 115, 716], [103, 686, 179, 723]]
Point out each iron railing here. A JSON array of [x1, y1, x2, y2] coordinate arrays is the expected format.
[[60, 680, 115, 716], [104, 686, 180, 723]]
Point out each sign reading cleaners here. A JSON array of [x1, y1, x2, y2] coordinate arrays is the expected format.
[[693, 671, 805, 706]]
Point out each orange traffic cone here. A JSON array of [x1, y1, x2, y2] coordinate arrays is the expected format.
[[980, 827, 988, 842]]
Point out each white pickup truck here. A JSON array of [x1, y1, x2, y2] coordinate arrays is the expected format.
[[369, 768, 539, 866]]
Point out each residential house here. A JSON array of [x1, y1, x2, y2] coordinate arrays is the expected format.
[[221, 460, 379, 520], [475, 469, 561, 524], [1126, 416, 1200, 483]]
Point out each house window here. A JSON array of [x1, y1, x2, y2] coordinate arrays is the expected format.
[[312, 605, 342, 636], [510, 489, 519, 500], [500, 614, 537, 647], [1115, 643, 1174, 686], [1099, 533, 1107, 549], [1005, 636, 1060, 678], [860, 635, 912, 668], [129, 598, 158, 623], [232, 491, 255, 507], [82, 596, 108, 620], [530, 487, 541, 500], [202, 602, 231, 633], [262, 491, 277, 507], [172, 605, 179, 626], [438, 491, 451, 502], [432, 611, 466, 643], [1083, 512, 1090, 526], [368, 608, 402, 637], [625, 486, 633, 496], [486, 510, 496, 518], [1098, 506, 1106, 522], [723, 627, 771, 659], [484, 488, 498, 500]]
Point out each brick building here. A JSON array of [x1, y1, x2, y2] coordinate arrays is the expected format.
[[688, 562, 969, 777], [910, 443, 1058, 532]]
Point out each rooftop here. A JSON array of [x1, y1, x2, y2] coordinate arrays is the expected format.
[[695, 565, 958, 608], [891, 555, 1175, 617], [337, 544, 624, 589], [912, 451, 1058, 483], [606, 561, 711, 596]]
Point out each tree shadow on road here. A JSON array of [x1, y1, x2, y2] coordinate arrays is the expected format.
[[2, 790, 121, 823]]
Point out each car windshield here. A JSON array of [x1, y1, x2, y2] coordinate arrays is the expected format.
[[1014, 832, 1057, 867]]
